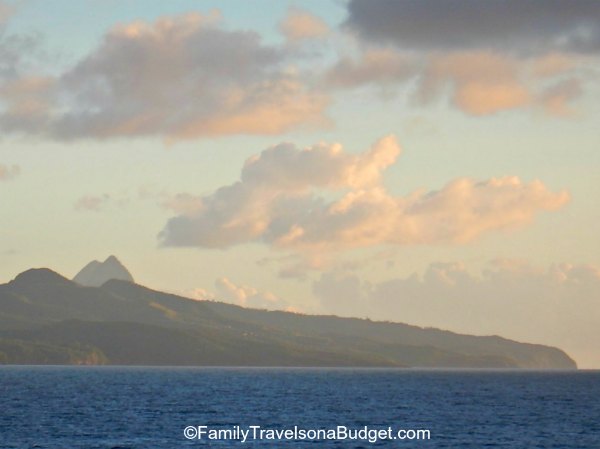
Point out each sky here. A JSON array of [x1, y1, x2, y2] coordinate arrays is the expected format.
[[1, 0, 599, 367]]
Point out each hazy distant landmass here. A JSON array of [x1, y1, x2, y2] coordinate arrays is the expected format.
[[72, 255, 134, 287], [0, 258, 576, 369]]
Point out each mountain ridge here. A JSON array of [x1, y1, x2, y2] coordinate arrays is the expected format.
[[0, 265, 577, 369]]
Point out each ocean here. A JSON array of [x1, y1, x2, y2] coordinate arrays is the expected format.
[[1, 367, 598, 448]]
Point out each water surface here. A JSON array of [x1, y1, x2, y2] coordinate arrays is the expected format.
[[1, 367, 598, 448]]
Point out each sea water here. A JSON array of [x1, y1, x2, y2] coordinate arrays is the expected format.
[[1, 367, 599, 448]]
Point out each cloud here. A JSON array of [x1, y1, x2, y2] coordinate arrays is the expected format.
[[539, 78, 583, 117], [417, 51, 532, 115], [0, 76, 54, 131], [533, 53, 578, 78], [345, 0, 600, 55], [240, 134, 399, 190], [0, 2, 44, 85], [416, 52, 587, 116], [1, 4, 594, 127], [0, 1, 13, 24], [257, 252, 329, 281], [0, 12, 328, 140], [325, 47, 586, 116], [325, 48, 416, 89], [160, 135, 568, 253], [313, 260, 600, 367], [74, 193, 131, 211], [74, 194, 111, 211], [160, 193, 204, 215], [280, 8, 329, 42], [328, 1, 596, 116], [190, 277, 291, 311], [0, 163, 19, 180]]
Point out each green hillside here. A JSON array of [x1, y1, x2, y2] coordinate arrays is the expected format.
[[0, 268, 577, 368]]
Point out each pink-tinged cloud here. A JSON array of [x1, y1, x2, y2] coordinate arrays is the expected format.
[[190, 277, 291, 311], [160, 135, 569, 253], [0, 1, 13, 24], [539, 78, 583, 117], [161, 193, 204, 215], [325, 48, 416, 89], [74, 194, 111, 211], [0, 76, 54, 131], [334, 0, 595, 117], [325, 48, 587, 117], [0, 13, 328, 140], [420, 52, 531, 115], [280, 8, 329, 42], [0, 163, 19, 181]]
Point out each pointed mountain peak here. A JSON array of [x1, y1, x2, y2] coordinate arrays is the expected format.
[[73, 255, 134, 287], [104, 255, 120, 264]]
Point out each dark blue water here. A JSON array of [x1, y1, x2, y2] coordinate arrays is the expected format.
[[1, 367, 599, 448]]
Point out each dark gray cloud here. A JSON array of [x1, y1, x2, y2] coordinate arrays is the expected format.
[[346, 0, 600, 55]]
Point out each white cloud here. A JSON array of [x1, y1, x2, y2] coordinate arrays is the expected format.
[[160, 135, 568, 253]]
